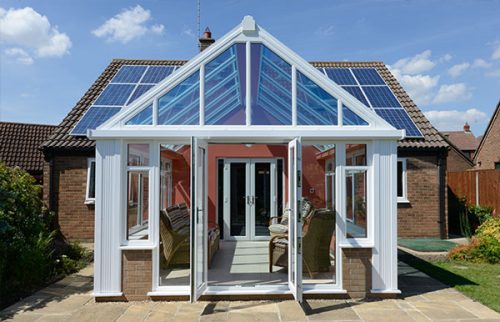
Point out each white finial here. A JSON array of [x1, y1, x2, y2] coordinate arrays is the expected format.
[[241, 16, 256, 32]]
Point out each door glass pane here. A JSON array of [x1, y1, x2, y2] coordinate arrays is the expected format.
[[346, 169, 367, 238], [127, 171, 149, 240], [196, 146, 206, 290], [289, 146, 295, 286], [230, 163, 247, 236], [254, 162, 271, 236], [159, 144, 190, 287]]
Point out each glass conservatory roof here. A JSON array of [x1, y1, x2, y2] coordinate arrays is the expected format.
[[73, 45, 419, 136]]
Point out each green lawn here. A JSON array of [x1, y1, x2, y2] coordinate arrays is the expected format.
[[398, 238, 457, 252], [403, 255, 500, 312]]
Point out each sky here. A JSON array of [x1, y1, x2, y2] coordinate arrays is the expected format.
[[1, 0, 499, 136]]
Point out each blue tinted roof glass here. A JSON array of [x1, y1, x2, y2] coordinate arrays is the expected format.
[[126, 105, 153, 125], [296, 71, 338, 125], [158, 71, 200, 125]]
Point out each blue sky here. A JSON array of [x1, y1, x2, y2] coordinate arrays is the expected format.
[[1, 0, 499, 135]]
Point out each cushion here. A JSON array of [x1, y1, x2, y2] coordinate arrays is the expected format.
[[269, 223, 288, 234]]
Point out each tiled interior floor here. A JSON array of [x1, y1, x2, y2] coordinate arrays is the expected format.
[[208, 240, 288, 286]]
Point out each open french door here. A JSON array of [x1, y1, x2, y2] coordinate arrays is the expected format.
[[288, 138, 303, 302], [190, 137, 208, 302]]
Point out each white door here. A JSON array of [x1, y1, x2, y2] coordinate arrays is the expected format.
[[222, 159, 277, 241], [190, 137, 208, 302], [288, 138, 303, 302]]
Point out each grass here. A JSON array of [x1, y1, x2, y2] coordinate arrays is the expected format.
[[398, 238, 457, 252], [402, 254, 500, 312]]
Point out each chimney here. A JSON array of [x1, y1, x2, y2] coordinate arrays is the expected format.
[[463, 122, 471, 132], [199, 27, 215, 52]]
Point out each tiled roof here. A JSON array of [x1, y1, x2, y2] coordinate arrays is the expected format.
[[0, 122, 57, 172], [43, 59, 448, 151], [441, 131, 479, 151]]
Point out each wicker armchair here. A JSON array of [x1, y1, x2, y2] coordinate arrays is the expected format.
[[268, 199, 314, 237], [269, 208, 335, 276], [159, 203, 190, 268]]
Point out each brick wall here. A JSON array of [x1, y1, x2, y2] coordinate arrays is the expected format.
[[342, 248, 372, 298], [398, 153, 445, 238], [122, 250, 152, 301], [475, 108, 500, 169], [447, 148, 473, 172], [44, 154, 95, 241]]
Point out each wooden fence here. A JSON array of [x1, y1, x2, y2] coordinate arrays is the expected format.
[[447, 169, 499, 231]]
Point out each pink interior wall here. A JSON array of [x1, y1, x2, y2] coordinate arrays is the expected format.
[[161, 144, 327, 224]]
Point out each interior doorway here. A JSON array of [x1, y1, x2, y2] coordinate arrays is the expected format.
[[222, 158, 283, 241]]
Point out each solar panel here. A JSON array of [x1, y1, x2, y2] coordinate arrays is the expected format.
[[111, 65, 147, 83], [71, 106, 121, 135], [141, 66, 176, 84], [324, 68, 357, 85], [127, 85, 155, 105], [362, 86, 401, 108], [342, 86, 369, 107], [375, 108, 422, 137], [94, 84, 135, 106], [351, 68, 385, 85]]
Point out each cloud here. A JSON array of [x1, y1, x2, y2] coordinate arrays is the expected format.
[[315, 25, 335, 37], [438, 53, 452, 63], [4, 47, 33, 64], [182, 25, 195, 37], [388, 66, 439, 105], [448, 62, 470, 77], [0, 6, 71, 61], [432, 83, 472, 104], [486, 69, 500, 78], [92, 5, 164, 43], [424, 108, 489, 131], [392, 50, 436, 75], [472, 58, 491, 68], [492, 44, 500, 60]]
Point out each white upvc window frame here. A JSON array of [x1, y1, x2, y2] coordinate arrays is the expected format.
[[338, 142, 374, 248], [85, 158, 96, 204], [121, 142, 157, 248], [397, 158, 409, 203]]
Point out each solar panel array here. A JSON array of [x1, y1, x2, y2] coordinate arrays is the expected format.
[[320, 67, 422, 137], [71, 65, 178, 135]]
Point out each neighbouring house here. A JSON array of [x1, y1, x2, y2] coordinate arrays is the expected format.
[[441, 124, 477, 172], [0, 121, 56, 183], [42, 17, 449, 301], [474, 101, 500, 169]]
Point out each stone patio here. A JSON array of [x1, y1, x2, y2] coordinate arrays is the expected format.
[[1, 260, 498, 321]]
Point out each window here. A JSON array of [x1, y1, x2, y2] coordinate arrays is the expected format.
[[495, 162, 500, 169], [345, 144, 368, 239], [126, 144, 151, 242], [397, 158, 408, 202], [160, 158, 173, 209], [85, 158, 96, 204]]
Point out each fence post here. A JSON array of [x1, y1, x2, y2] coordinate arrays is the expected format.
[[475, 171, 479, 206]]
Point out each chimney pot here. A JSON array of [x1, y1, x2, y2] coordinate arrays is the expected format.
[[199, 26, 215, 52], [464, 122, 470, 132]]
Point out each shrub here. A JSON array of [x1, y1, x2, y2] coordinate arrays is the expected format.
[[457, 197, 494, 238], [0, 163, 54, 305], [449, 216, 500, 264]]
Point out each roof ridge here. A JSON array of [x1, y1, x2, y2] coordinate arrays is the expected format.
[[0, 121, 57, 127]]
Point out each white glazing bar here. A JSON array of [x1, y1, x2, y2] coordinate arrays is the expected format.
[[292, 66, 297, 126], [338, 99, 343, 127], [246, 41, 251, 126], [152, 99, 158, 126], [199, 64, 205, 126]]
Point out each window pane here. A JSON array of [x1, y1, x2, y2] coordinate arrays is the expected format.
[[252, 44, 292, 125], [205, 44, 246, 125], [127, 171, 149, 240], [88, 161, 96, 199], [297, 71, 338, 125], [397, 161, 403, 198], [126, 104, 153, 125], [158, 71, 200, 125], [346, 144, 366, 166], [346, 169, 367, 238], [343, 106, 368, 126], [128, 144, 150, 166]]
